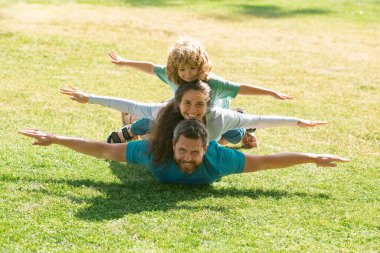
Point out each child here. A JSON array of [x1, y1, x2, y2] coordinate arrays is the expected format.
[[108, 37, 293, 147]]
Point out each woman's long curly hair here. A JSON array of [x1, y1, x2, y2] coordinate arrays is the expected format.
[[166, 37, 212, 87], [148, 80, 211, 165]]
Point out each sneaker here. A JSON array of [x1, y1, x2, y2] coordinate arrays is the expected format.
[[121, 112, 139, 126], [242, 129, 258, 148]]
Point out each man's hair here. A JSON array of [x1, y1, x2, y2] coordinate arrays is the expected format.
[[148, 80, 211, 165], [166, 37, 212, 86], [173, 119, 209, 148]]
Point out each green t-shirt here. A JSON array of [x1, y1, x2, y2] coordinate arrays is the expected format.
[[153, 65, 240, 109]]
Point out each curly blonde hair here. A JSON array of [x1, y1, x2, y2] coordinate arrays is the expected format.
[[166, 37, 212, 87]]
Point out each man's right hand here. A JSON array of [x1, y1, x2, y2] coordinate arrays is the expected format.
[[18, 129, 55, 146]]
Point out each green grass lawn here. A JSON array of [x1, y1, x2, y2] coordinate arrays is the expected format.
[[0, 0, 379, 251]]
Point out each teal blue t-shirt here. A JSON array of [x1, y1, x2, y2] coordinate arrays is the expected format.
[[153, 65, 240, 109], [126, 140, 245, 184]]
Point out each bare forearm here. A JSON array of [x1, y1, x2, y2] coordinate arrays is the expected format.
[[238, 84, 275, 96], [52, 135, 125, 161], [244, 152, 316, 173], [53, 135, 106, 158], [118, 61, 155, 75]]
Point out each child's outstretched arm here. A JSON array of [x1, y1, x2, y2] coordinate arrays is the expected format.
[[108, 51, 155, 75], [238, 84, 294, 100]]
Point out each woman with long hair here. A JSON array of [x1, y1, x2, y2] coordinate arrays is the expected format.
[[61, 81, 325, 165]]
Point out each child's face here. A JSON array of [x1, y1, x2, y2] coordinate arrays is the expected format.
[[178, 63, 200, 83]]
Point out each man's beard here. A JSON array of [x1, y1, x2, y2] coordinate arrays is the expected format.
[[175, 159, 199, 174]]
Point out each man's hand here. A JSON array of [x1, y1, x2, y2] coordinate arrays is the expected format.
[[18, 129, 55, 146], [314, 154, 349, 167], [60, 86, 89, 104]]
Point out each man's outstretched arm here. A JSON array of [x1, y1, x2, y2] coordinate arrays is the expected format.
[[243, 152, 349, 173], [18, 129, 127, 162]]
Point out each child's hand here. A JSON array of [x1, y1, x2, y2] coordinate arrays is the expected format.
[[18, 129, 55, 146], [297, 120, 327, 128], [273, 92, 294, 100], [108, 50, 127, 66], [60, 86, 89, 103]]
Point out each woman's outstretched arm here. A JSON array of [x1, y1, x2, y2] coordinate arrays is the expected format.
[[60, 86, 162, 119]]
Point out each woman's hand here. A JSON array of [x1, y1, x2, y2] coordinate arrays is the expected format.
[[60, 86, 89, 103], [297, 119, 327, 128]]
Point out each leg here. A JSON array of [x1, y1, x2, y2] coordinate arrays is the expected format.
[[107, 118, 153, 143], [231, 107, 258, 148], [221, 128, 245, 144], [130, 118, 153, 135]]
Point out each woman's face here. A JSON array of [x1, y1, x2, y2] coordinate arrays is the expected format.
[[177, 62, 200, 83], [179, 89, 208, 121]]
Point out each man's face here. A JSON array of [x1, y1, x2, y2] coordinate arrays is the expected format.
[[173, 135, 207, 174]]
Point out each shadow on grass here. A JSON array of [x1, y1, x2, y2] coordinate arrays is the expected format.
[[119, 0, 177, 6], [1, 162, 330, 221], [114, 1, 332, 19], [80, 161, 330, 221], [237, 4, 332, 18], [0, 31, 14, 38]]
